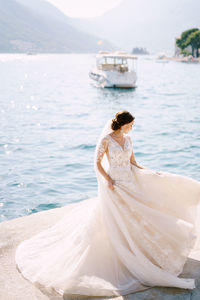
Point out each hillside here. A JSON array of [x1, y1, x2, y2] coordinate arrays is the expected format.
[[17, 0, 71, 23], [0, 0, 114, 53], [69, 0, 200, 53]]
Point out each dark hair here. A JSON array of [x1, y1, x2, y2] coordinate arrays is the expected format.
[[111, 110, 135, 131]]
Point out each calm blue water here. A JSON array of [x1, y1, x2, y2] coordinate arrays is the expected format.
[[0, 54, 200, 222]]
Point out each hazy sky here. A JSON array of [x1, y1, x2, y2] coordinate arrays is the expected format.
[[47, 0, 122, 18]]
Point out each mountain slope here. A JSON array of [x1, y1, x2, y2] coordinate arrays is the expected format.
[[69, 0, 200, 53], [0, 0, 114, 53], [17, 0, 71, 23]]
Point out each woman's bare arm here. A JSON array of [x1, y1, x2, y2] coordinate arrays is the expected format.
[[128, 136, 144, 169], [129, 137, 161, 174], [130, 151, 144, 169]]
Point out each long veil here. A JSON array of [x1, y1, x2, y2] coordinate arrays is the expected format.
[[94, 119, 113, 179]]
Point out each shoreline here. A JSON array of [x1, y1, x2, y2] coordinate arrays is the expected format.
[[158, 56, 200, 63]]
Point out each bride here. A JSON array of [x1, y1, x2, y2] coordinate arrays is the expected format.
[[15, 110, 200, 297]]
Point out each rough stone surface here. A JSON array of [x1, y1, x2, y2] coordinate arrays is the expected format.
[[1, 201, 200, 300]]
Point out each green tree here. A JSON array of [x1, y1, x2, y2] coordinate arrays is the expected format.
[[186, 30, 200, 57], [180, 49, 192, 56], [176, 28, 199, 56]]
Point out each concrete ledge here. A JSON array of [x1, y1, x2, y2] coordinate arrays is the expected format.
[[1, 201, 200, 300]]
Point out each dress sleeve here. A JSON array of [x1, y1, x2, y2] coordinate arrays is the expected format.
[[127, 135, 132, 148], [96, 137, 109, 163]]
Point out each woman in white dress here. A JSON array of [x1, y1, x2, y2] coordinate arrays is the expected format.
[[15, 110, 200, 297]]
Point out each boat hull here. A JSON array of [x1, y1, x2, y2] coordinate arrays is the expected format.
[[89, 69, 137, 88]]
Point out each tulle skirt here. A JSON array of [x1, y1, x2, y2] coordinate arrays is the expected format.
[[15, 166, 200, 297]]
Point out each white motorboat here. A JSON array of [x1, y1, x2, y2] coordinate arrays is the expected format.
[[89, 51, 137, 88]]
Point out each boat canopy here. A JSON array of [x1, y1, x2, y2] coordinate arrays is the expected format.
[[97, 51, 137, 60]]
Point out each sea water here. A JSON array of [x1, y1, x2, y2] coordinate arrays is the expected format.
[[0, 54, 200, 222]]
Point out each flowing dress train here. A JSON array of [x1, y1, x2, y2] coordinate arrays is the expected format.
[[15, 134, 200, 297]]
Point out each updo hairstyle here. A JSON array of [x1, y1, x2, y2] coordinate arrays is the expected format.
[[111, 110, 135, 131]]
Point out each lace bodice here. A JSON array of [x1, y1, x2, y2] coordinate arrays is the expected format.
[[96, 134, 133, 181]]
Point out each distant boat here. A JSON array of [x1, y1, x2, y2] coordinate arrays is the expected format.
[[156, 53, 169, 63], [26, 52, 36, 55], [89, 51, 137, 88], [180, 55, 199, 64]]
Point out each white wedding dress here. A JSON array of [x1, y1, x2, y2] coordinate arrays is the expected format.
[[15, 133, 200, 297]]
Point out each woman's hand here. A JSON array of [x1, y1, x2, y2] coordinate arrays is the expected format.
[[156, 171, 162, 175], [133, 162, 144, 169], [107, 177, 115, 190], [136, 164, 144, 169]]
